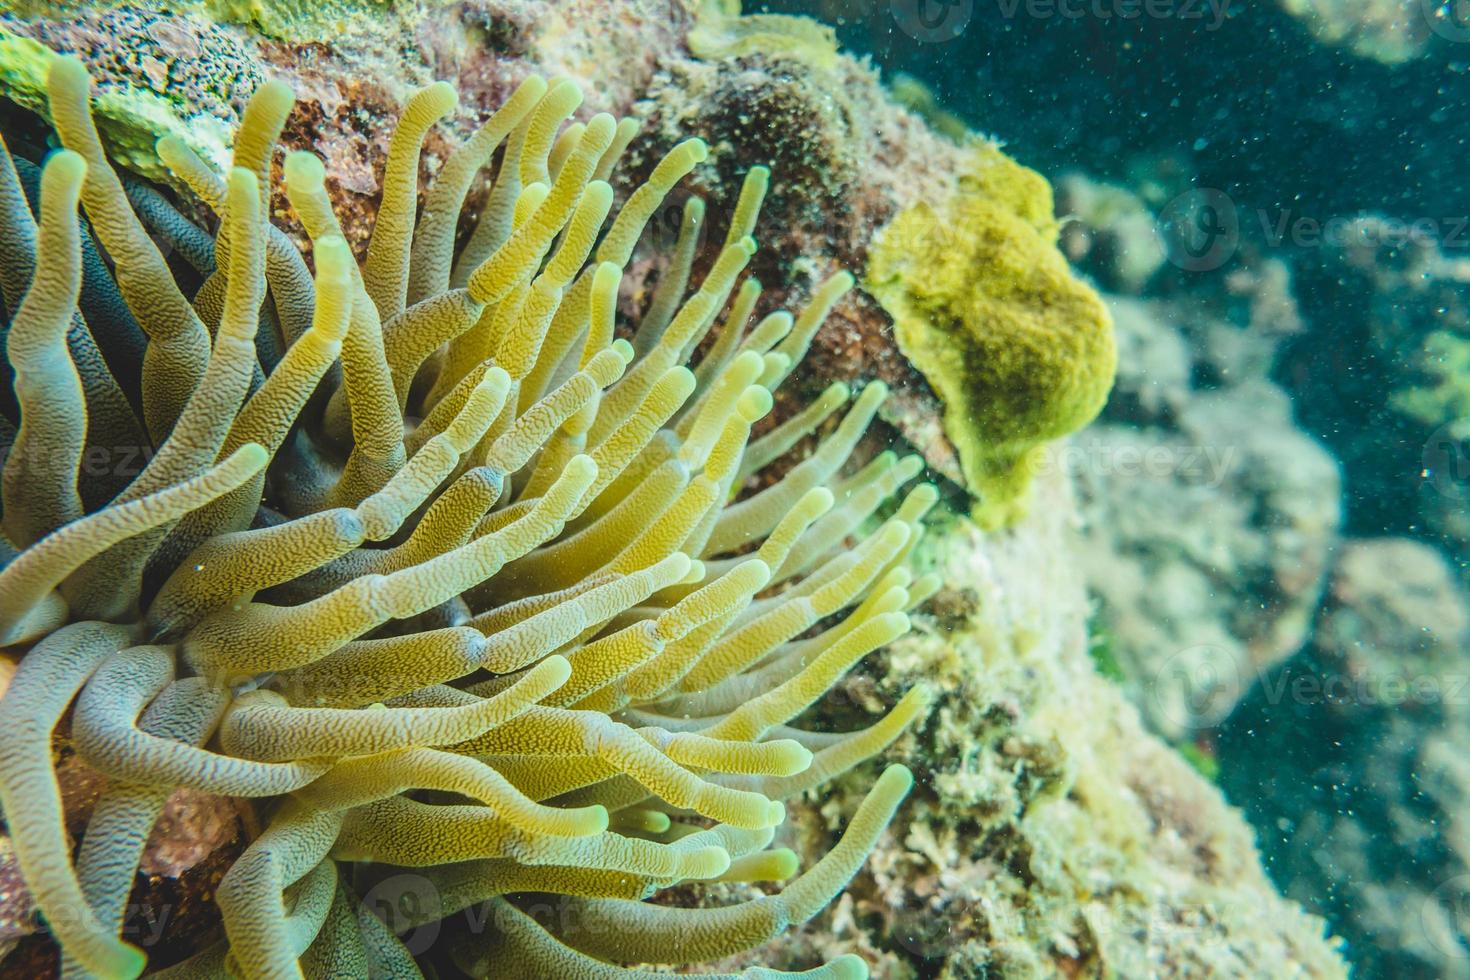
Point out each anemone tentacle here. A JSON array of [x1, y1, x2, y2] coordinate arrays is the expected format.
[[0, 57, 929, 979]]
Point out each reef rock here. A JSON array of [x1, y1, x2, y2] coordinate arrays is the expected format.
[[1075, 294, 1340, 739]]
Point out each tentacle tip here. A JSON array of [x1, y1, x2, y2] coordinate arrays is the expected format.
[[48, 53, 90, 87], [283, 150, 326, 187], [230, 442, 270, 470], [689, 845, 731, 879], [563, 454, 598, 486], [314, 234, 351, 267], [254, 78, 296, 112], [738, 557, 773, 591], [877, 763, 915, 798], [581, 804, 610, 835], [737, 386, 773, 423], [43, 148, 87, 183], [912, 483, 941, 505], [805, 487, 836, 516], [676, 556, 703, 585], [878, 522, 912, 547], [829, 954, 871, 980], [768, 848, 800, 880], [906, 683, 935, 711], [226, 166, 260, 198], [781, 742, 814, 776], [537, 653, 573, 689]]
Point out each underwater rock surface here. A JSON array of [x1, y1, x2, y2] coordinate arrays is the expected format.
[[1076, 292, 1341, 738]]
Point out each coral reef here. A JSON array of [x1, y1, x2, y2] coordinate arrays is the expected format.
[[0, 1, 1351, 977], [866, 145, 1117, 529], [1220, 537, 1470, 979], [0, 8, 263, 178]]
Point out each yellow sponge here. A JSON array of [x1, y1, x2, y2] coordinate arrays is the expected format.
[[867, 144, 1116, 528]]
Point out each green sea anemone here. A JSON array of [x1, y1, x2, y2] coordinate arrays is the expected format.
[[0, 56, 932, 978]]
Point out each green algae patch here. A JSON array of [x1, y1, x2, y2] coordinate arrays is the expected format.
[[867, 144, 1116, 529], [689, 0, 841, 70], [1392, 329, 1470, 440], [203, 0, 394, 41], [0, 20, 239, 180]]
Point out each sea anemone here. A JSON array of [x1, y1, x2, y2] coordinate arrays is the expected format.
[[0, 54, 933, 978]]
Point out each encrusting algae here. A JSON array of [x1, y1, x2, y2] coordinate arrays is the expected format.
[[0, 52, 936, 978]]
